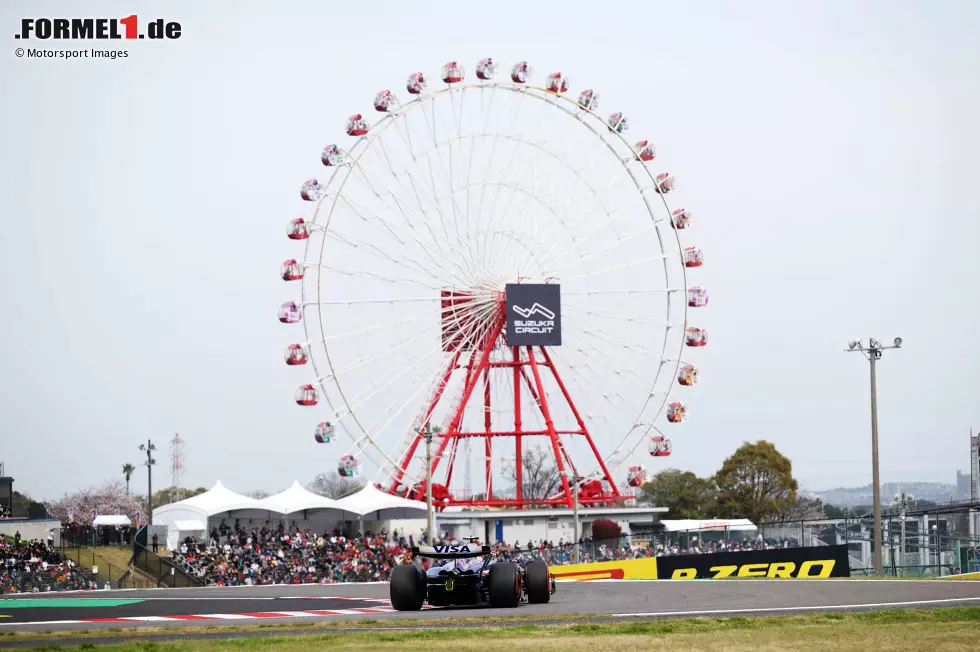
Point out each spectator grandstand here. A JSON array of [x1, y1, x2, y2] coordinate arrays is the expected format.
[[166, 520, 804, 587], [170, 522, 410, 586], [1, 537, 98, 593]]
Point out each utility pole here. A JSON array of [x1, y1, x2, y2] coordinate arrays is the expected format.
[[424, 424, 434, 546], [846, 337, 902, 577], [870, 351, 881, 574], [139, 439, 157, 525], [570, 474, 582, 563]]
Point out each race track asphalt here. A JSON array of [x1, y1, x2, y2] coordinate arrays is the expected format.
[[1, 579, 979, 647]]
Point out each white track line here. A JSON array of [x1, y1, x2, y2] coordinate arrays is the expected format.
[[612, 596, 980, 617], [100, 596, 393, 601]]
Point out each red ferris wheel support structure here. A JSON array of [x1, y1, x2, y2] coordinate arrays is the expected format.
[[383, 297, 622, 509]]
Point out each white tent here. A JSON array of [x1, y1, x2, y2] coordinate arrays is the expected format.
[[257, 481, 352, 518], [334, 483, 429, 519], [152, 480, 271, 527], [659, 518, 757, 532], [92, 515, 131, 526]]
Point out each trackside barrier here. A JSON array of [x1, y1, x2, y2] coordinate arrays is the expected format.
[[551, 545, 851, 580], [940, 571, 980, 580]]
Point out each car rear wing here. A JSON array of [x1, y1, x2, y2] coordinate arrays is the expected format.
[[412, 544, 491, 559]]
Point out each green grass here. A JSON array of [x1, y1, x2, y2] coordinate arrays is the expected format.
[[58, 547, 155, 587], [2, 607, 980, 650]]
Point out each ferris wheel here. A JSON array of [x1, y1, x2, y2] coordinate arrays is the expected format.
[[279, 59, 708, 508]]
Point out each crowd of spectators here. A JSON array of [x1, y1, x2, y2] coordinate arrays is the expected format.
[[650, 536, 800, 557], [1, 534, 98, 594], [171, 522, 413, 586], [504, 535, 802, 565], [169, 521, 805, 586]]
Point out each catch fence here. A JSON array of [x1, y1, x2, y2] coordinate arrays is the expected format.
[[58, 545, 157, 589]]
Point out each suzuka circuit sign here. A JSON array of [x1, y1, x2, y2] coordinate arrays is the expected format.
[[505, 283, 562, 347]]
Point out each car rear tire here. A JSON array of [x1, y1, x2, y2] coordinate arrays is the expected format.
[[389, 564, 425, 611], [488, 562, 522, 608], [525, 560, 551, 604]]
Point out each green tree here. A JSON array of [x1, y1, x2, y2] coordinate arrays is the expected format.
[[713, 440, 798, 524], [823, 503, 849, 519], [150, 485, 206, 507], [122, 463, 135, 496], [639, 469, 716, 518]]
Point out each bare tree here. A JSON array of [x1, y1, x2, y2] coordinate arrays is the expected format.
[[307, 473, 365, 499], [244, 490, 272, 500], [504, 446, 563, 507], [777, 496, 826, 521]]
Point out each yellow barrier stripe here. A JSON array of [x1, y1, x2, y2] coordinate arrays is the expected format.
[[551, 557, 659, 580], [942, 571, 980, 580]]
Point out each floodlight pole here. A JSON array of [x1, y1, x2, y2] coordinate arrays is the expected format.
[[139, 439, 156, 525], [845, 337, 902, 577], [870, 351, 881, 576]]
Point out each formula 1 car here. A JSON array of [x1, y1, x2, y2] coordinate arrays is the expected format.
[[389, 544, 556, 610]]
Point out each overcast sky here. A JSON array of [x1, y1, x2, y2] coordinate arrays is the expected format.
[[2, 0, 978, 502]]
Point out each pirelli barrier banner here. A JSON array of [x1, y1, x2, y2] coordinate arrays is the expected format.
[[550, 545, 851, 581]]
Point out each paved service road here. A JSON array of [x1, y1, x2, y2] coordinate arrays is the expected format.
[[1, 579, 979, 638]]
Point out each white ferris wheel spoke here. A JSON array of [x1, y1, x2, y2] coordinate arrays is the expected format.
[[563, 303, 669, 326], [563, 287, 679, 296], [324, 229, 467, 289], [544, 224, 659, 276], [338, 162, 476, 285], [481, 93, 551, 268], [561, 313, 671, 360], [558, 253, 670, 284], [560, 328, 659, 397]]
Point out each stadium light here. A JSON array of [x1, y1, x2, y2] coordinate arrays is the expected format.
[[844, 336, 903, 576], [139, 440, 157, 525]]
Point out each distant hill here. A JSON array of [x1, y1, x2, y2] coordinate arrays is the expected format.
[[801, 482, 958, 508]]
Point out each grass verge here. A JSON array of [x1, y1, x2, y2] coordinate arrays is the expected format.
[[58, 547, 156, 588], [1, 607, 979, 651]]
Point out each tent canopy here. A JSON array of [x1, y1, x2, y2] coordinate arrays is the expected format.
[[92, 515, 131, 526], [173, 480, 266, 514], [172, 520, 207, 531], [334, 483, 428, 519], [659, 518, 757, 533], [153, 481, 270, 527], [257, 481, 349, 516], [152, 480, 428, 526]]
